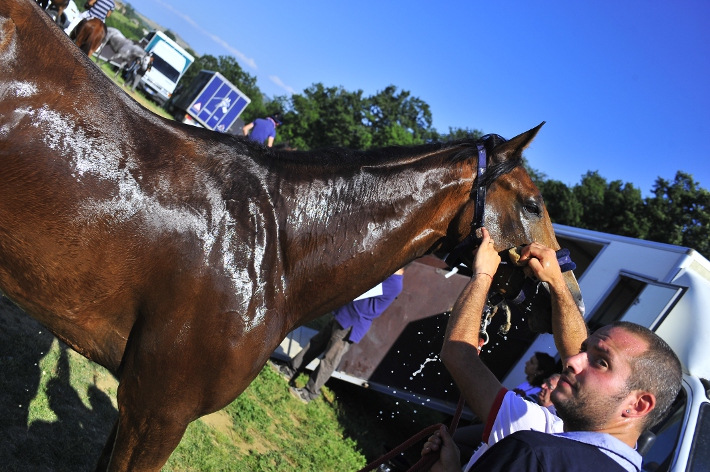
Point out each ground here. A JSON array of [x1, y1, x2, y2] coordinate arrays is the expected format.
[[0, 295, 449, 471]]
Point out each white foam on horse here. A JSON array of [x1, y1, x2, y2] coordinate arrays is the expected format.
[[28, 106, 266, 330]]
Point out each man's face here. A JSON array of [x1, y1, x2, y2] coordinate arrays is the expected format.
[[551, 326, 648, 431], [537, 374, 560, 407]]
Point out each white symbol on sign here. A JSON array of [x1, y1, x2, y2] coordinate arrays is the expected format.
[[217, 97, 231, 114], [193, 102, 202, 111]]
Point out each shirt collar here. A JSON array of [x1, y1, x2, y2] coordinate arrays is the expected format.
[[554, 431, 642, 471]]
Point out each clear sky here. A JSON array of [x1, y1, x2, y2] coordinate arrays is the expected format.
[[127, 0, 710, 194]]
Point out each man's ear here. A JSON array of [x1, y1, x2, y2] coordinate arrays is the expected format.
[[624, 392, 656, 419]]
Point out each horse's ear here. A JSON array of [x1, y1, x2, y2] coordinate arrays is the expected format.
[[490, 122, 545, 164]]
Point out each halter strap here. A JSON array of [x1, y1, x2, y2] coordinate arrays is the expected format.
[[472, 143, 488, 233], [443, 143, 488, 270]]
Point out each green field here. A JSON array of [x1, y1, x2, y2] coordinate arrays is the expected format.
[[0, 293, 447, 471]]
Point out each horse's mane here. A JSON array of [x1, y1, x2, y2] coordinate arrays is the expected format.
[[233, 132, 520, 188]]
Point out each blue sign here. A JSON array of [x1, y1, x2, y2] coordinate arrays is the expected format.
[[188, 73, 251, 133]]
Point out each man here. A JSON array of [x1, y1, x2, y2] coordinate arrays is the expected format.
[[65, 0, 115, 36], [242, 113, 282, 147], [537, 373, 560, 413], [282, 269, 404, 403], [421, 228, 682, 472], [128, 52, 153, 93]]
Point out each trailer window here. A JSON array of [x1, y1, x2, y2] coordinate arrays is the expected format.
[[554, 235, 604, 280], [588, 275, 683, 332]]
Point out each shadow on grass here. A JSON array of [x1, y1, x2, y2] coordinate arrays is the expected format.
[[0, 297, 117, 472]]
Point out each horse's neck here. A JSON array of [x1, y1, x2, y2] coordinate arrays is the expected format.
[[277, 157, 473, 319]]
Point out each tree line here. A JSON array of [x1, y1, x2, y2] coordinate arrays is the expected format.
[[181, 54, 710, 258]]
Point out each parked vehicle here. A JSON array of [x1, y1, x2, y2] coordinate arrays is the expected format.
[[272, 224, 710, 471], [168, 70, 251, 134], [135, 31, 194, 106]]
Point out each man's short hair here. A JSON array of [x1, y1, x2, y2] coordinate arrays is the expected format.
[[611, 321, 683, 429]]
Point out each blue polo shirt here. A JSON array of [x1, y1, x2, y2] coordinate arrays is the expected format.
[[248, 118, 277, 144], [334, 274, 403, 343]]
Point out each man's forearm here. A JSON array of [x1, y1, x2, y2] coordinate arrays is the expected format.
[[549, 280, 587, 361], [441, 274, 503, 422]]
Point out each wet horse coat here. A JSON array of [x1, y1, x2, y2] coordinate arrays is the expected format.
[[0, 1, 583, 470]]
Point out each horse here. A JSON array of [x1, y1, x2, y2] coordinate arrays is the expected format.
[[0, 1, 583, 470], [106, 31, 147, 78], [35, 0, 68, 25], [70, 17, 106, 58]]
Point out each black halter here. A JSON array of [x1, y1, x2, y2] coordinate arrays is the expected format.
[[444, 136, 497, 271]]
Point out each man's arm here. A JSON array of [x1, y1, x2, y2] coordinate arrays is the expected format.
[[518, 243, 587, 360], [267, 136, 275, 147], [242, 122, 254, 136], [440, 228, 504, 423]]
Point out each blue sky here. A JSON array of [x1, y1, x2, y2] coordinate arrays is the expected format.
[[127, 0, 710, 194]]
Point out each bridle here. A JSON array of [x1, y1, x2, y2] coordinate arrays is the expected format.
[[444, 135, 499, 271], [442, 135, 577, 342]]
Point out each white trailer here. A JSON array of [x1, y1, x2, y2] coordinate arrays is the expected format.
[[273, 224, 710, 471]]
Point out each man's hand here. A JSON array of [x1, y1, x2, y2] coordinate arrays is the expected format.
[[519, 242, 588, 360], [473, 227, 501, 278], [420, 426, 461, 472], [518, 242, 565, 289]]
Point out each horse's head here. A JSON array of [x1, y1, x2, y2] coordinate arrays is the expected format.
[[448, 123, 584, 334]]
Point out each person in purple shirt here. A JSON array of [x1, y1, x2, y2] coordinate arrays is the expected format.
[[281, 269, 404, 403], [242, 113, 282, 147]]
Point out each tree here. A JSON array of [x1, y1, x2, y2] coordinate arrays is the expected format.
[[279, 84, 372, 150], [644, 172, 710, 256], [566, 171, 647, 237], [436, 127, 484, 142], [538, 179, 583, 228], [163, 29, 177, 42], [364, 86, 434, 147]]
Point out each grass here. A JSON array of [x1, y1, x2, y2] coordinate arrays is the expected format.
[[0, 298, 447, 471], [90, 56, 174, 120]]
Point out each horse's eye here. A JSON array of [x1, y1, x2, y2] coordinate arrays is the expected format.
[[523, 202, 542, 217]]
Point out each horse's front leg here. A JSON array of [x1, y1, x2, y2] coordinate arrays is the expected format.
[[100, 305, 275, 471]]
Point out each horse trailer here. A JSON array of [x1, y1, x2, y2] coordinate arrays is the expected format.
[[136, 31, 194, 106], [167, 70, 251, 134], [271, 224, 710, 471]]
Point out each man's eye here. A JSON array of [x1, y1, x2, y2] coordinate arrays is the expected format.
[[596, 359, 608, 368]]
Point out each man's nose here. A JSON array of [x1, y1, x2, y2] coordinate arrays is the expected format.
[[564, 351, 588, 374]]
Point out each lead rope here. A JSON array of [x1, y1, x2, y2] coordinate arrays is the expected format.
[[357, 395, 466, 472]]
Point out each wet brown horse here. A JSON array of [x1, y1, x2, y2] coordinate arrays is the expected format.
[[71, 17, 106, 57], [0, 1, 583, 470]]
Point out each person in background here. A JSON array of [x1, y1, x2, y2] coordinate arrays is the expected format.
[[514, 351, 557, 398], [536, 373, 561, 413], [243, 113, 282, 147], [128, 52, 153, 93], [280, 269, 404, 404], [65, 0, 115, 36]]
